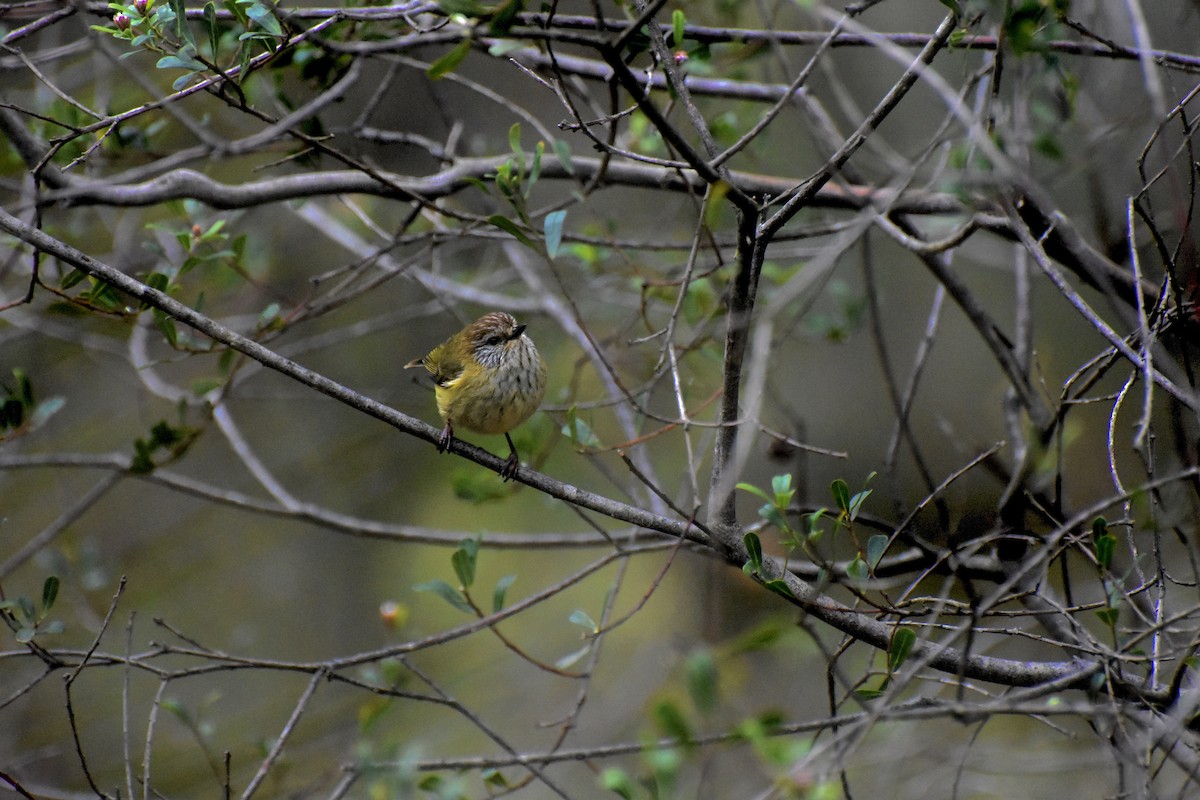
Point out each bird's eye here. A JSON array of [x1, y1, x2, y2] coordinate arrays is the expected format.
[[484, 335, 503, 346]]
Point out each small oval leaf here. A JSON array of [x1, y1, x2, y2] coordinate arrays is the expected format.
[[568, 609, 597, 631], [413, 579, 473, 613], [866, 534, 889, 570], [888, 627, 916, 673], [41, 576, 59, 613], [830, 479, 850, 513], [544, 210, 566, 258], [427, 39, 471, 79]]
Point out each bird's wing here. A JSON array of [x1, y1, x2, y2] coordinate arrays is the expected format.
[[429, 348, 465, 387]]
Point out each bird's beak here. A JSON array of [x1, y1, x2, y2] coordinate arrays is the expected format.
[[512, 323, 527, 339]]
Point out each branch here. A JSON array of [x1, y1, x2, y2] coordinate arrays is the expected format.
[[0, 207, 710, 549], [22, 153, 962, 213]]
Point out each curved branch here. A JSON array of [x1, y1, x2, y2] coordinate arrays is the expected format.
[[24, 152, 966, 213]]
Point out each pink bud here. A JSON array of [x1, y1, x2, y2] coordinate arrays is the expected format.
[[133, 0, 148, 14], [673, 50, 689, 66], [113, 12, 131, 30]]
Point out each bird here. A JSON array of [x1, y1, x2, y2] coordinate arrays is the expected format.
[[405, 311, 547, 481]]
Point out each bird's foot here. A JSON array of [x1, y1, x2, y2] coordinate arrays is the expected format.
[[500, 451, 520, 482], [436, 422, 453, 453]]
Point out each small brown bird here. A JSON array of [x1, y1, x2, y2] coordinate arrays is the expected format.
[[405, 312, 547, 481]]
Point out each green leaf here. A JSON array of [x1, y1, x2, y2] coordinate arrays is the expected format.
[[154, 310, 179, 347], [15, 597, 34, 622], [488, 0, 523, 33], [866, 534, 888, 570], [15, 369, 33, 407], [743, 531, 763, 574], [508, 123, 523, 165], [1091, 516, 1108, 540], [653, 699, 692, 744], [544, 210, 566, 258], [647, 743, 684, 786], [41, 576, 59, 614], [413, 579, 473, 613], [357, 695, 392, 733], [451, 537, 479, 589], [200, 219, 226, 240], [1095, 534, 1116, 570], [526, 140, 543, 195], [758, 503, 787, 531], [450, 468, 509, 502], [492, 574, 516, 613], [672, 9, 685, 46], [1096, 607, 1119, 627], [482, 768, 508, 788], [830, 478, 850, 514], [730, 621, 790, 654], [149, 420, 182, 447], [552, 138, 573, 175], [157, 46, 204, 72], [555, 643, 591, 670], [486, 214, 537, 250], [204, 2, 219, 56], [848, 488, 872, 520], [0, 398, 23, 429], [169, 0, 195, 47], [763, 579, 794, 598], [855, 678, 889, 700], [488, 39, 525, 57], [770, 473, 793, 505], [143, 271, 171, 301], [736, 482, 772, 503], [130, 442, 155, 473], [172, 71, 201, 91], [846, 556, 868, 584], [568, 609, 597, 631], [29, 396, 66, 430], [427, 38, 471, 79], [600, 767, 636, 800], [222, 0, 248, 25], [61, 269, 87, 290], [246, 2, 283, 36], [806, 508, 826, 538], [684, 649, 718, 713], [561, 411, 600, 448], [888, 627, 916, 673]]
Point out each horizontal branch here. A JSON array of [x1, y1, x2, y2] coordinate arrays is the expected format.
[[9, 141, 1148, 312], [29, 153, 962, 214], [0, 452, 678, 549]]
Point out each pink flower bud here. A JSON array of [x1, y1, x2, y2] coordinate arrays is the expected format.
[[113, 12, 131, 30], [673, 50, 689, 66], [133, 0, 148, 14]]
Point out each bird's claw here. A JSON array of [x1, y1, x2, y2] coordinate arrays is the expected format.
[[499, 452, 520, 482]]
